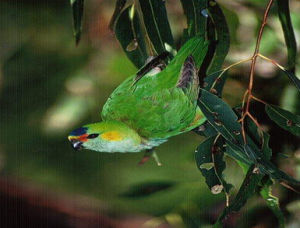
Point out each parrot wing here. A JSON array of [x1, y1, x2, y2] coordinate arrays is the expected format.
[[176, 55, 199, 103], [133, 51, 170, 85]]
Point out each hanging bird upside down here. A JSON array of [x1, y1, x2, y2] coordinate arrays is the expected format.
[[68, 36, 208, 164]]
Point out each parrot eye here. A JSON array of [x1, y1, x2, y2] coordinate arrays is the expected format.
[[87, 134, 99, 139]]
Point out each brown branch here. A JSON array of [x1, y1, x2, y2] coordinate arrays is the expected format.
[[241, 0, 274, 142]]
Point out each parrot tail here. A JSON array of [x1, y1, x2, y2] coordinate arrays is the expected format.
[[169, 35, 209, 69]]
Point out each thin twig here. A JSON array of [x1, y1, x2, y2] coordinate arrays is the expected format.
[[210, 58, 252, 90], [241, 0, 274, 142], [257, 53, 286, 71], [251, 95, 267, 105]]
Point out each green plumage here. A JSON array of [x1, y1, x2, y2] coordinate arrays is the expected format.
[[68, 36, 209, 153], [102, 36, 208, 139]]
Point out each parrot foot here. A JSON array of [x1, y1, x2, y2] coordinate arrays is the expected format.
[[138, 150, 162, 166]]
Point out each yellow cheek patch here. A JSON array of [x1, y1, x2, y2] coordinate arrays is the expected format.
[[101, 131, 123, 141]]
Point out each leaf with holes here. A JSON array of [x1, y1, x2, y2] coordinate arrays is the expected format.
[[215, 165, 264, 227], [266, 105, 300, 136], [260, 179, 285, 228], [198, 89, 261, 163], [70, 0, 84, 45], [193, 120, 218, 137], [225, 117, 272, 170], [195, 136, 232, 195], [203, 70, 228, 97], [227, 137, 300, 187], [198, 96, 300, 186], [198, 89, 245, 147], [115, 5, 148, 68], [218, 133, 283, 226]]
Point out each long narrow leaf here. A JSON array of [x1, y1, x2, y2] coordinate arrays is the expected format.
[[70, 0, 84, 45], [180, 0, 208, 40], [109, 0, 128, 31], [279, 67, 300, 91], [199, 90, 300, 186], [115, 5, 148, 68], [203, 70, 228, 97], [207, 2, 230, 74], [138, 0, 174, 55], [198, 89, 244, 145], [277, 0, 297, 72], [195, 136, 232, 195], [266, 104, 300, 136], [214, 165, 263, 226], [198, 16, 216, 78], [193, 121, 218, 137], [198, 90, 258, 163], [260, 181, 285, 228]]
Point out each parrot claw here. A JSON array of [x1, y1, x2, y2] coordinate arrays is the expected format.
[[138, 150, 162, 166]]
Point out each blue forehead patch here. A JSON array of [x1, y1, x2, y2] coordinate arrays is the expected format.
[[69, 127, 88, 136]]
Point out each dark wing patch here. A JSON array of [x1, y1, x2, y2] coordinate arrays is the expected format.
[[176, 55, 197, 89], [133, 51, 170, 85]]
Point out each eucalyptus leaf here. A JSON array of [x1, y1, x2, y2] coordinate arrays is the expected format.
[[240, 120, 283, 225], [260, 180, 285, 228], [195, 136, 232, 195], [200, 17, 217, 77], [233, 142, 300, 187], [277, 0, 297, 72], [109, 0, 128, 31], [215, 165, 264, 226], [198, 89, 257, 160], [207, 1, 230, 74], [225, 142, 252, 166], [120, 181, 175, 198], [225, 116, 270, 168], [266, 104, 300, 136], [70, 0, 84, 45], [193, 120, 218, 137], [203, 70, 228, 97], [115, 5, 148, 68], [199, 93, 300, 186], [138, 0, 174, 55], [198, 89, 244, 145], [180, 0, 208, 41], [198, 90, 262, 169], [279, 67, 300, 91], [218, 128, 284, 226]]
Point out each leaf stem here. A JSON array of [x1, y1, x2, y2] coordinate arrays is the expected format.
[[223, 58, 252, 72]]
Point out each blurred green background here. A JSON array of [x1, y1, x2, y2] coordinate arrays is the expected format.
[[0, 0, 299, 227]]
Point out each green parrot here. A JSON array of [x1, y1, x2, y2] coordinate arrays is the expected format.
[[68, 36, 208, 160]]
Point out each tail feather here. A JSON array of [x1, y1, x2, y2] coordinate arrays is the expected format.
[[169, 35, 209, 69]]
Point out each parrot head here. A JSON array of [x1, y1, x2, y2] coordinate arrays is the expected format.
[[68, 121, 143, 153]]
